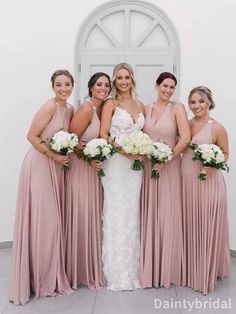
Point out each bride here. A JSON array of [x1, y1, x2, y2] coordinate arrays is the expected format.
[[100, 63, 145, 290]]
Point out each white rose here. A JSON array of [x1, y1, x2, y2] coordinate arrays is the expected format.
[[201, 150, 214, 162], [51, 142, 61, 152], [215, 152, 225, 163], [102, 147, 111, 157], [123, 144, 134, 154]]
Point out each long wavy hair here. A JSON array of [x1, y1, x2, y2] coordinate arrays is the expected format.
[[111, 63, 137, 101]]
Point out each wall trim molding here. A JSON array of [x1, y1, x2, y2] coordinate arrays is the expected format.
[[0, 241, 12, 248], [230, 249, 236, 257]]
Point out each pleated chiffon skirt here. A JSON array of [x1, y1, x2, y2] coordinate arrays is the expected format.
[[10, 149, 72, 305], [65, 153, 104, 289], [181, 148, 230, 294], [140, 157, 183, 288]]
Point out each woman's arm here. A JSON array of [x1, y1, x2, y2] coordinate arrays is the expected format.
[[27, 101, 56, 155], [215, 123, 229, 161], [27, 101, 71, 164], [172, 103, 191, 157], [100, 100, 115, 140], [139, 101, 146, 117], [69, 102, 93, 143]]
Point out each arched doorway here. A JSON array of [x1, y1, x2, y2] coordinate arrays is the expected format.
[[76, 0, 179, 105]]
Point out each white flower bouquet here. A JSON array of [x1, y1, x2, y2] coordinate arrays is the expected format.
[[48, 130, 79, 171], [149, 142, 173, 178], [83, 138, 116, 177], [122, 131, 154, 171], [190, 143, 229, 180]]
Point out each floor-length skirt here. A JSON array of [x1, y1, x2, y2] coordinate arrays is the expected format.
[[182, 150, 230, 294], [65, 153, 104, 289], [10, 149, 72, 305], [101, 154, 142, 290], [140, 157, 183, 288]]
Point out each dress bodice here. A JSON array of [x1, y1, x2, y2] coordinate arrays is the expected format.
[[110, 107, 145, 146], [143, 103, 177, 149], [80, 105, 100, 145], [41, 99, 73, 140], [190, 120, 213, 145], [183, 120, 213, 158]]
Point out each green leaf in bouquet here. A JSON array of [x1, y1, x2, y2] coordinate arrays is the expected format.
[[131, 160, 144, 171], [151, 169, 160, 179]]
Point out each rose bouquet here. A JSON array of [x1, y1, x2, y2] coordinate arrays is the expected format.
[[149, 142, 173, 178], [83, 138, 116, 177], [48, 130, 79, 171], [122, 131, 154, 171], [190, 143, 229, 180]]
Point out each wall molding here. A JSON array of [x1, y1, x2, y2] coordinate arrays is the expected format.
[[0, 241, 12, 248]]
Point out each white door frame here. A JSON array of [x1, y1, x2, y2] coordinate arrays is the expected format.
[[75, 0, 180, 106]]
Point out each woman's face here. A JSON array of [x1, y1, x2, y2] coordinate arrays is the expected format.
[[156, 78, 176, 101], [189, 92, 210, 118], [115, 68, 132, 93], [90, 76, 110, 101], [53, 74, 73, 102]]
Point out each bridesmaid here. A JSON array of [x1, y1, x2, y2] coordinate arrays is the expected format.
[[10, 70, 74, 305], [140, 72, 190, 288], [182, 86, 230, 294], [65, 72, 111, 289]]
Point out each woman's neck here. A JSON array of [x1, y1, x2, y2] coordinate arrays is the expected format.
[[119, 90, 132, 100], [89, 97, 102, 110], [193, 114, 210, 123], [155, 98, 170, 107], [54, 97, 67, 107]]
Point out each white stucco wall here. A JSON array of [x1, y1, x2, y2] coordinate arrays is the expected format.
[[0, 0, 235, 248]]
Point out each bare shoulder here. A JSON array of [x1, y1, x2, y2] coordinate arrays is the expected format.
[[104, 98, 116, 106], [67, 103, 74, 111], [172, 102, 187, 112], [75, 101, 93, 115], [143, 103, 152, 114], [34, 99, 56, 118], [211, 119, 228, 135], [102, 98, 116, 110], [137, 100, 145, 114], [66, 103, 74, 119], [41, 98, 56, 112]]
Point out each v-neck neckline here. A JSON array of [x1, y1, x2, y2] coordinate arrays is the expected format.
[[116, 107, 142, 124], [191, 119, 213, 141], [149, 103, 169, 125]]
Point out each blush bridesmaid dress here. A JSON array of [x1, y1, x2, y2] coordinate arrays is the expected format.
[[181, 120, 230, 294], [140, 103, 183, 288], [65, 103, 104, 289], [10, 99, 74, 305]]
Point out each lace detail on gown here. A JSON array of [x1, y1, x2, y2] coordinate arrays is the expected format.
[[101, 107, 144, 290]]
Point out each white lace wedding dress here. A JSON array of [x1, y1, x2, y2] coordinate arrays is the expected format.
[[101, 107, 145, 290]]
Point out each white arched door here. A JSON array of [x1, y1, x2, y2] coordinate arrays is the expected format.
[[76, 1, 179, 104]]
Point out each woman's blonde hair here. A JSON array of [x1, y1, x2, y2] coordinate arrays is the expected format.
[[188, 86, 215, 110], [111, 63, 137, 101]]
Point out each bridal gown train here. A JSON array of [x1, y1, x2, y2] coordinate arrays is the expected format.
[[101, 107, 145, 291]]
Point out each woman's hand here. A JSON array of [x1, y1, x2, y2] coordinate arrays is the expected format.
[[90, 160, 103, 170], [48, 151, 70, 165], [152, 163, 165, 173], [124, 153, 146, 161], [200, 166, 216, 176]]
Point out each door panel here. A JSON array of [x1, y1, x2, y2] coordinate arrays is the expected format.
[[79, 53, 124, 102], [126, 52, 174, 104], [77, 2, 179, 105]]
